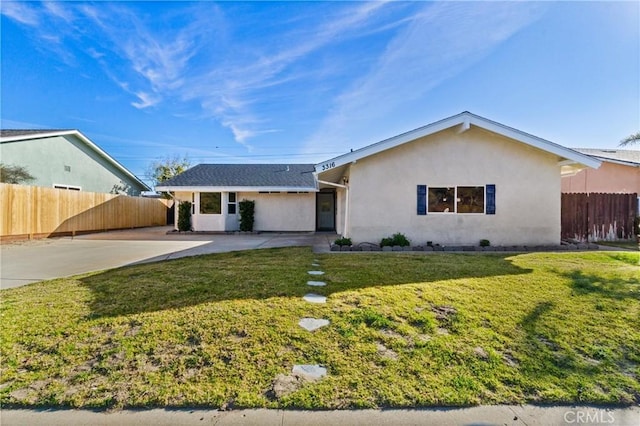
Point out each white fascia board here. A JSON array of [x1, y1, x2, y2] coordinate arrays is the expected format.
[[315, 113, 466, 173], [1, 129, 151, 190], [467, 114, 602, 169], [155, 186, 318, 193], [315, 113, 465, 173], [315, 111, 602, 172], [0, 130, 77, 142]]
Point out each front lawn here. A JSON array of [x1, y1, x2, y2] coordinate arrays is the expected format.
[[597, 240, 639, 251], [1, 249, 639, 409]]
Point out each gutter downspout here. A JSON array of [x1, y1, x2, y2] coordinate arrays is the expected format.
[[317, 179, 349, 238]]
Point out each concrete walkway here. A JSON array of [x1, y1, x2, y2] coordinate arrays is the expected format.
[[2, 405, 638, 425], [1, 227, 334, 289]]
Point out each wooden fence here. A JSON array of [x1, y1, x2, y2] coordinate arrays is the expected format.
[[1, 183, 170, 241], [561, 192, 638, 242]]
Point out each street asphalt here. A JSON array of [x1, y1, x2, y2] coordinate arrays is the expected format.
[[2, 405, 639, 426], [0, 226, 334, 289]]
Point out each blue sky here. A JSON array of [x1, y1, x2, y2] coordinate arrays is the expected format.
[[2, 1, 639, 187]]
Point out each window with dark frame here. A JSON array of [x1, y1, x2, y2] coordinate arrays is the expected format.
[[227, 192, 237, 215], [200, 192, 221, 214], [457, 186, 485, 213], [427, 186, 485, 214], [428, 187, 455, 213]]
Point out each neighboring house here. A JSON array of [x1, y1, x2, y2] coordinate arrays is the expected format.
[[561, 148, 640, 195], [156, 164, 317, 232], [158, 112, 601, 246], [0, 129, 149, 195]]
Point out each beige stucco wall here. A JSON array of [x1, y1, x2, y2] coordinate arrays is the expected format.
[[561, 161, 640, 194], [344, 127, 562, 246], [238, 192, 316, 232]]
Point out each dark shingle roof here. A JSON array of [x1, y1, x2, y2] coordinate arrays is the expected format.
[[159, 164, 317, 188], [1, 129, 73, 138]]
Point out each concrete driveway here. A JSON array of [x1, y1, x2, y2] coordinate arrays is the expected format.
[[1, 227, 334, 289]]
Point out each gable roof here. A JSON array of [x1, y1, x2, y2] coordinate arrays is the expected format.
[[0, 129, 74, 138], [573, 148, 640, 167], [156, 164, 317, 192], [0, 129, 150, 191], [315, 111, 601, 174]]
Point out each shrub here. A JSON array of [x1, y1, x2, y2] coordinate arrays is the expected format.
[[177, 201, 192, 232], [239, 199, 255, 232], [380, 232, 411, 247], [334, 237, 352, 246], [479, 239, 491, 247]]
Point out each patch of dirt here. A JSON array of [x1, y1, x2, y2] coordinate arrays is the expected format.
[[431, 305, 457, 321], [376, 343, 398, 360], [537, 336, 559, 351], [379, 329, 403, 339], [473, 346, 489, 360], [9, 388, 35, 404], [9, 379, 51, 404], [416, 334, 432, 343], [582, 356, 602, 367], [436, 327, 449, 335], [502, 351, 519, 368], [266, 373, 309, 400]]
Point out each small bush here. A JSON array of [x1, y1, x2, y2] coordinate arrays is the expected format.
[[380, 232, 411, 247], [239, 200, 255, 232], [334, 237, 352, 246], [479, 239, 491, 247], [177, 201, 192, 232]]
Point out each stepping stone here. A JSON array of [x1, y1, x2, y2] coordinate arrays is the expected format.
[[303, 293, 327, 304], [308, 270, 325, 275], [311, 263, 320, 267], [292, 364, 327, 380], [307, 281, 327, 287], [298, 318, 330, 331]]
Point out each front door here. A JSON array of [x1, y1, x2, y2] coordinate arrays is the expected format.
[[316, 191, 335, 231]]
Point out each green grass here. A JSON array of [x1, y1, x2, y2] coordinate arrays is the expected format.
[[597, 240, 639, 251], [1, 249, 639, 409]]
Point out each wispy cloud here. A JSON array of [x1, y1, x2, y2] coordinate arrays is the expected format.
[[1, 1, 543, 155], [176, 1, 410, 149], [303, 2, 546, 154], [1, 2, 40, 26]]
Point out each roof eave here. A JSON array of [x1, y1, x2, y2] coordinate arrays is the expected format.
[[315, 111, 602, 173], [155, 185, 318, 193]]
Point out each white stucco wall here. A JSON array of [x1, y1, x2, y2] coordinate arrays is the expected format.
[[344, 127, 562, 246], [239, 192, 315, 232], [172, 191, 314, 232]]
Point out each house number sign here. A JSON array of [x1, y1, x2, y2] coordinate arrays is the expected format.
[[320, 161, 336, 171]]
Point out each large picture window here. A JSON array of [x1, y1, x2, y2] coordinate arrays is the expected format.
[[427, 186, 485, 214], [457, 186, 485, 213], [428, 187, 455, 213], [200, 192, 221, 214]]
